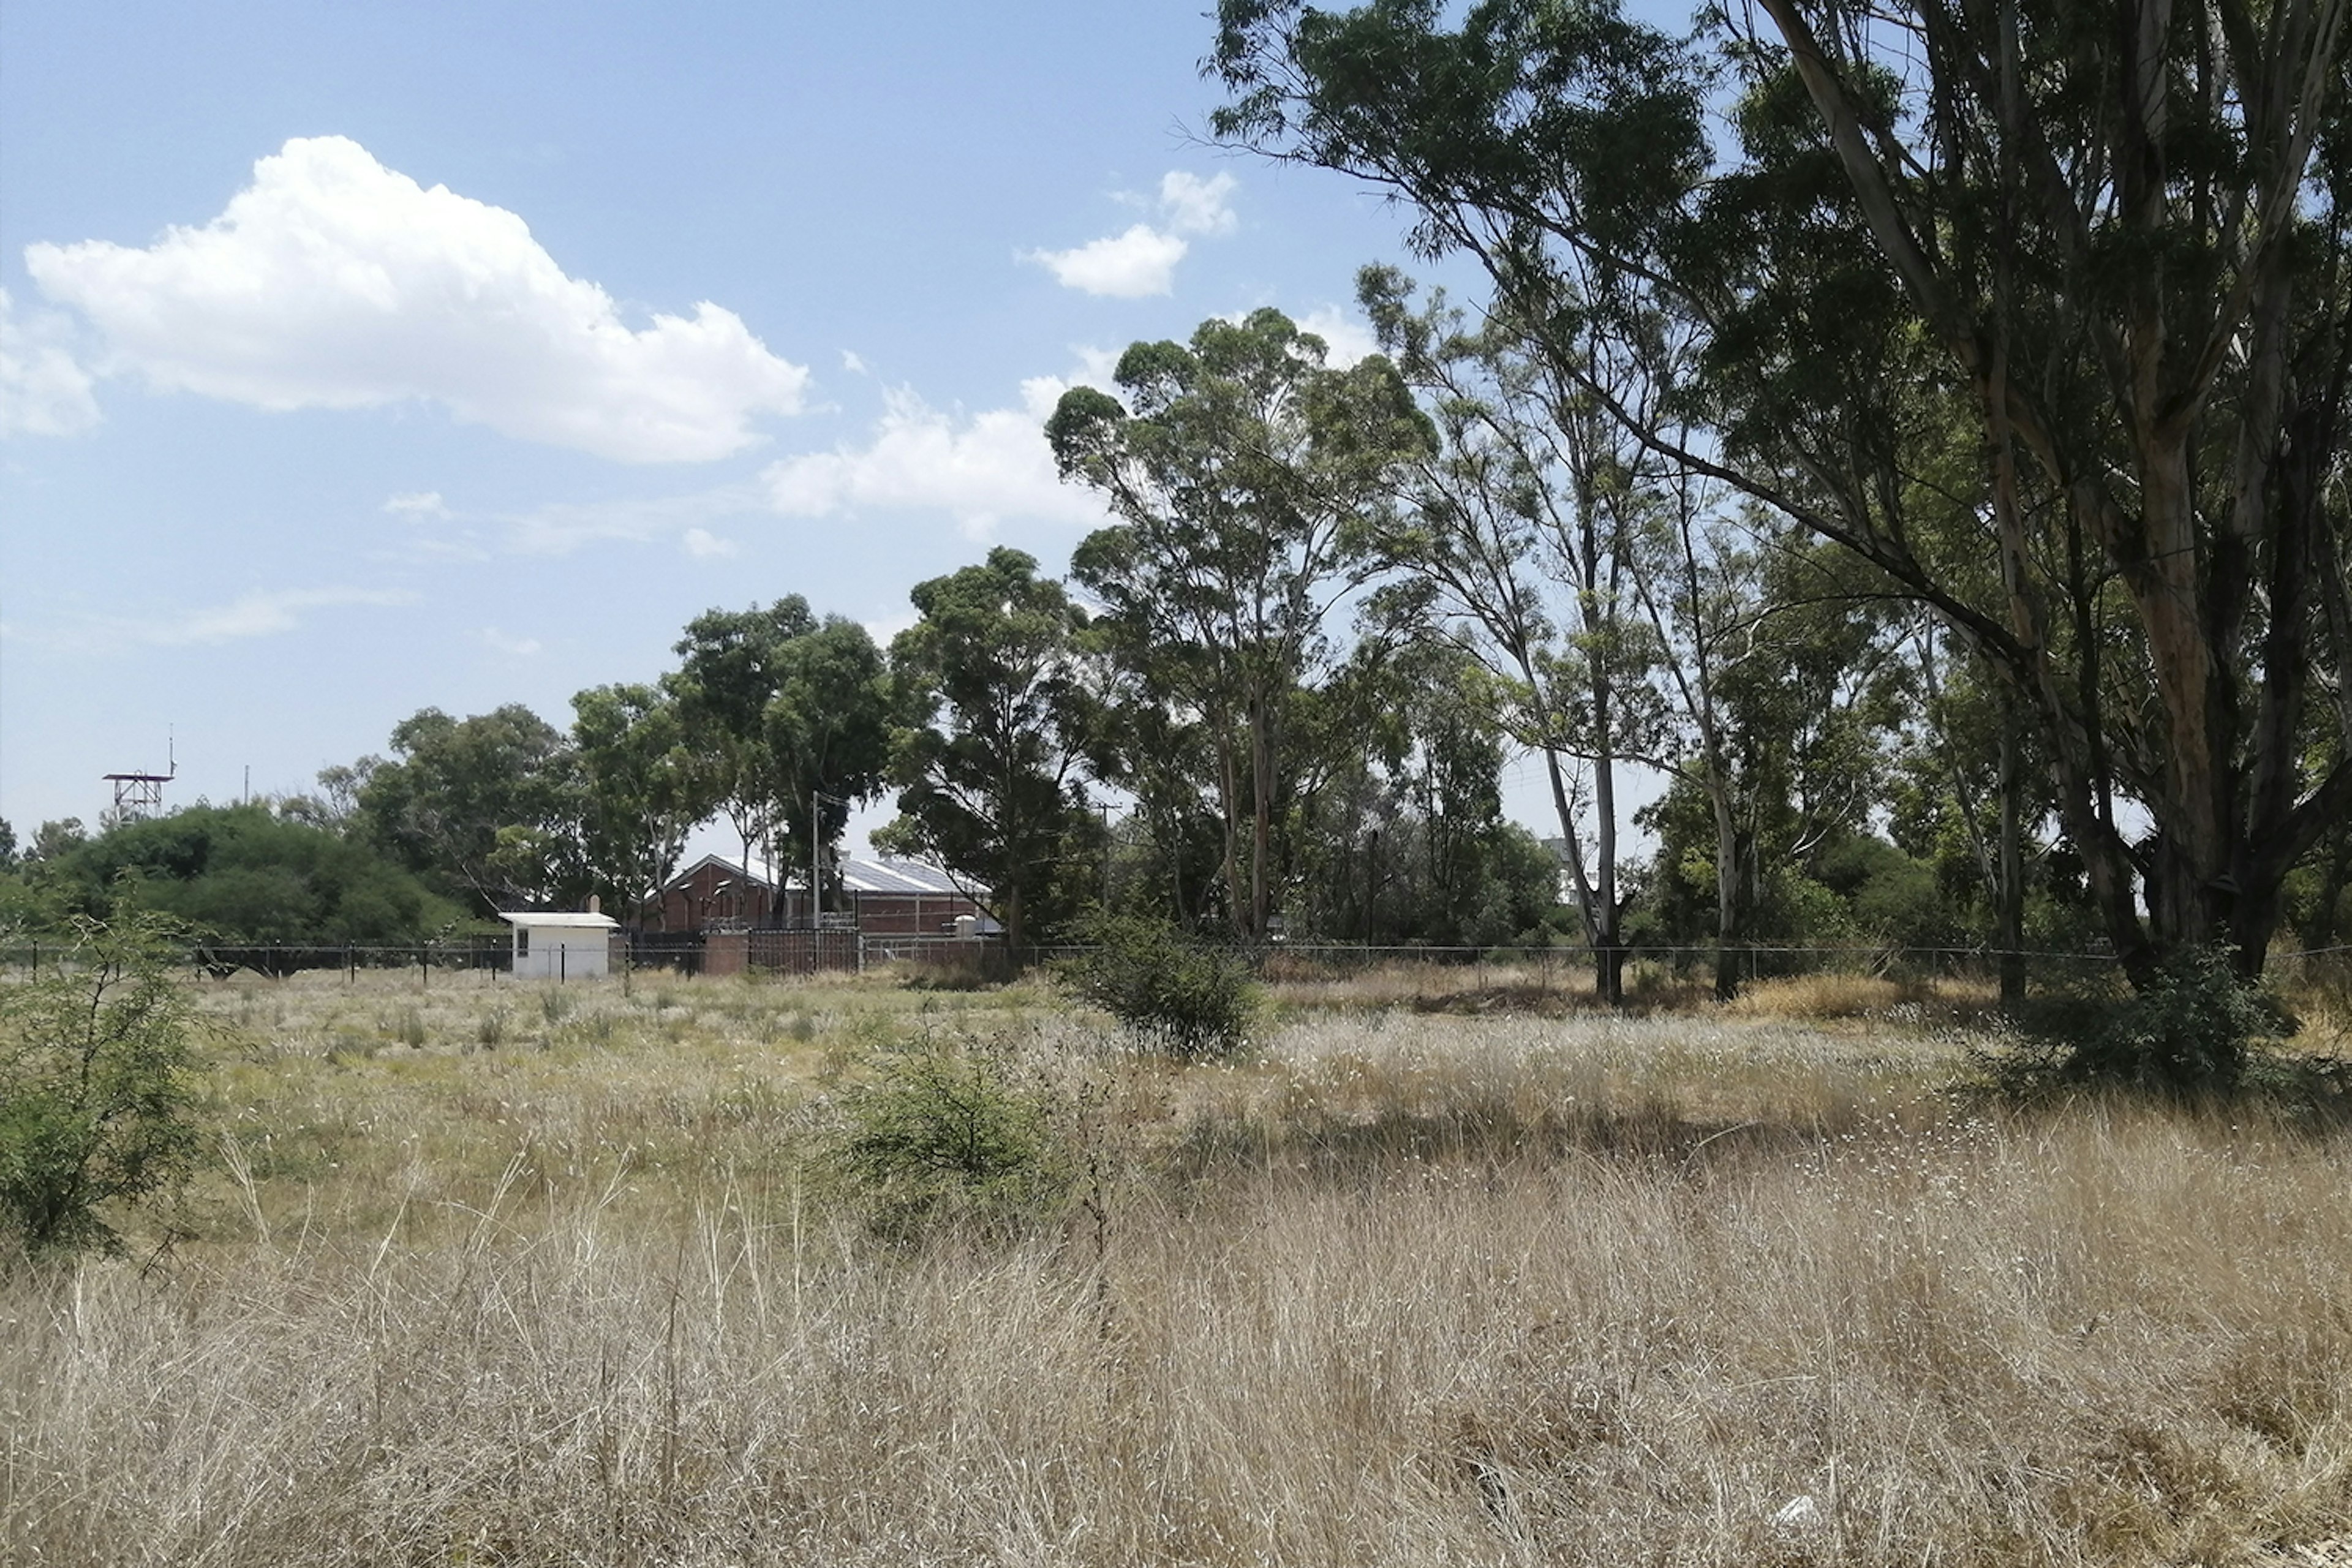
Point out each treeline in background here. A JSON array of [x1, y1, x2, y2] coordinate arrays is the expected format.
[[3, 304, 2348, 1001]]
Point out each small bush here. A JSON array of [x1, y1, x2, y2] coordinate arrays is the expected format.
[[826, 1030, 1066, 1237], [0, 913, 208, 1260], [1060, 915, 1258, 1058]]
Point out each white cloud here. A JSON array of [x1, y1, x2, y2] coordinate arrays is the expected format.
[[1159, 171, 1238, 236], [149, 586, 411, 645], [382, 489, 450, 518], [1068, 343, 1120, 386], [480, 627, 543, 657], [1025, 171, 1241, 299], [681, 526, 737, 559], [1024, 224, 1188, 299], [862, 609, 919, 647], [0, 287, 100, 437], [24, 136, 809, 462], [1295, 306, 1379, 369], [761, 374, 1112, 539]]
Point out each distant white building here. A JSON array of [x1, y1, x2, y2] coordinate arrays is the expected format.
[[500, 910, 618, 978]]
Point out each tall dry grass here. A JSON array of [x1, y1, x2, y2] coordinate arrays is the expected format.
[[4, 972, 2350, 1565]]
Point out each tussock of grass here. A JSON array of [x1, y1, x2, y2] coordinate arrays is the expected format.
[[6, 971, 2351, 1564]]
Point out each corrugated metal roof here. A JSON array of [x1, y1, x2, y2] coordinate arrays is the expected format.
[[662, 854, 984, 899], [840, 858, 976, 896]]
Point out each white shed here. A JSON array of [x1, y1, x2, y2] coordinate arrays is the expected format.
[[500, 911, 618, 979]]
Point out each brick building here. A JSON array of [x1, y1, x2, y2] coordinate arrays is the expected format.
[[649, 854, 990, 936]]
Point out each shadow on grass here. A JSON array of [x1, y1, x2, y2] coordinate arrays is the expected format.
[[1160, 1095, 1842, 1191]]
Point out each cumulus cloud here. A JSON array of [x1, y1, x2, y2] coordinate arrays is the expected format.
[[24, 136, 809, 462], [1295, 305, 1379, 369], [681, 526, 737, 559], [1024, 171, 1242, 298], [0, 287, 100, 437], [1159, 171, 1237, 236], [1025, 224, 1189, 299], [761, 374, 1112, 539], [149, 586, 411, 645], [1068, 343, 1120, 386]]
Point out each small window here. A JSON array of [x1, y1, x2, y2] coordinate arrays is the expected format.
[[517, 927, 529, 957]]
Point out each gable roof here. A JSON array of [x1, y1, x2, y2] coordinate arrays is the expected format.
[[668, 851, 773, 889]]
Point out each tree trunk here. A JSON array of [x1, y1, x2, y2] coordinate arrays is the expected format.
[[1588, 672, 1625, 1006], [1709, 777, 1742, 1002], [1997, 701, 2027, 1012], [1249, 693, 1273, 944]]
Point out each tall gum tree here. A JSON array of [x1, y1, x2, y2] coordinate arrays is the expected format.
[[671, 600, 819, 886], [1212, 0, 2352, 983], [1048, 309, 1430, 941], [884, 548, 1097, 957], [1358, 266, 1656, 998]]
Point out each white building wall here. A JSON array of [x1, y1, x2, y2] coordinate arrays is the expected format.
[[513, 932, 610, 979]]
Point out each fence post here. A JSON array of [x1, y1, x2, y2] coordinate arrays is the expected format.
[[421, 944, 430, 990]]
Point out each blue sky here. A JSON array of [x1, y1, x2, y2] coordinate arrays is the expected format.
[[0, 1, 1569, 850]]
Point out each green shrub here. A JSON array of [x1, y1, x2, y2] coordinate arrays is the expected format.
[[1989, 945, 2290, 1098], [0, 913, 208, 1260], [1060, 915, 1258, 1058], [826, 1031, 1066, 1237]]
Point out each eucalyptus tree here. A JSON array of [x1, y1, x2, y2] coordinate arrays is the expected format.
[[1212, 0, 2352, 1003], [571, 681, 701, 923], [1359, 265, 1657, 998], [1890, 614, 2049, 1004], [766, 616, 895, 917], [1623, 495, 1908, 993], [1637, 522, 1910, 987], [1048, 308, 1430, 941], [671, 598, 818, 882], [885, 548, 1097, 955], [355, 704, 582, 913]]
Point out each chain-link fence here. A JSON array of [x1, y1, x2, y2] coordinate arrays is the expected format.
[[1, 935, 2342, 1006], [0, 938, 516, 981]]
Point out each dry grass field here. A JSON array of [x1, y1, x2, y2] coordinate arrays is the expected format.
[[6, 962, 2352, 1566]]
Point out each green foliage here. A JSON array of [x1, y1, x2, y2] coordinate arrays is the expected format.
[[766, 614, 895, 892], [1052, 307, 1431, 942], [1209, 0, 2352, 986], [356, 704, 583, 913], [826, 1031, 1067, 1237], [570, 680, 701, 918], [0, 913, 208, 1259], [671, 598, 896, 905], [887, 548, 1099, 954], [1061, 915, 1259, 1058], [1991, 948, 2292, 1099], [37, 804, 461, 944]]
